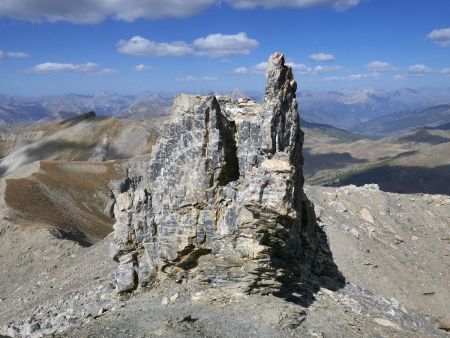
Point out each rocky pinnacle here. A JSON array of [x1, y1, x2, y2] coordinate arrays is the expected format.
[[111, 52, 318, 294]]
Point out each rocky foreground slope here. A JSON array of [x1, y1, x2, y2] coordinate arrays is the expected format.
[[1, 184, 448, 337], [0, 53, 449, 337]]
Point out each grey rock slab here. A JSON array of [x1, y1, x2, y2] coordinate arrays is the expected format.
[[115, 263, 136, 293]]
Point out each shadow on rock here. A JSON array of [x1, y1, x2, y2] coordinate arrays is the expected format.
[[252, 194, 346, 308]]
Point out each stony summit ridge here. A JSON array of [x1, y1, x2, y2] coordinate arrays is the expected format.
[[0, 53, 448, 338]]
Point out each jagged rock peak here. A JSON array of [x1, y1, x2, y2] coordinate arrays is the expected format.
[[262, 52, 301, 157], [111, 52, 319, 296]]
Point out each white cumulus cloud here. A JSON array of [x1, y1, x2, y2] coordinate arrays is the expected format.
[[234, 62, 268, 74], [233, 67, 251, 74], [193, 32, 259, 57], [134, 64, 154, 72], [119, 33, 258, 58], [288, 63, 312, 74], [0, 0, 360, 24], [394, 74, 406, 80], [326, 73, 379, 81], [117, 36, 193, 57], [176, 75, 218, 81], [427, 28, 450, 47], [7, 51, 30, 58], [312, 65, 342, 74], [0, 0, 362, 24], [0, 49, 30, 58], [226, 0, 360, 11], [309, 52, 334, 62], [30, 62, 115, 75], [407, 64, 432, 76], [366, 61, 395, 72], [0, 0, 216, 24], [441, 68, 450, 76]]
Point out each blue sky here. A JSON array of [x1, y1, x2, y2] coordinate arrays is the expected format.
[[0, 0, 449, 96]]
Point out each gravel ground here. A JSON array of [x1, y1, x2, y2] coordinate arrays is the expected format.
[[0, 184, 449, 337]]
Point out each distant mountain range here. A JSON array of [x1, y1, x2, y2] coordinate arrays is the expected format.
[[351, 103, 450, 137], [1, 88, 450, 136], [2, 107, 448, 197], [0, 91, 173, 125], [299, 87, 450, 130]]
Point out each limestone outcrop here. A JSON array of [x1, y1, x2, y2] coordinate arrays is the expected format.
[[111, 52, 321, 294]]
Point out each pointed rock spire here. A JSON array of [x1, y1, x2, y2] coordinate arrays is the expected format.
[[262, 52, 301, 157]]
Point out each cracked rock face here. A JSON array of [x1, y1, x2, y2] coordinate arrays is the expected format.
[[111, 52, 315, 294]]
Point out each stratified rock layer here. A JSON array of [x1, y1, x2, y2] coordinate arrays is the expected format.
[[112, 53, 316, 294]]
